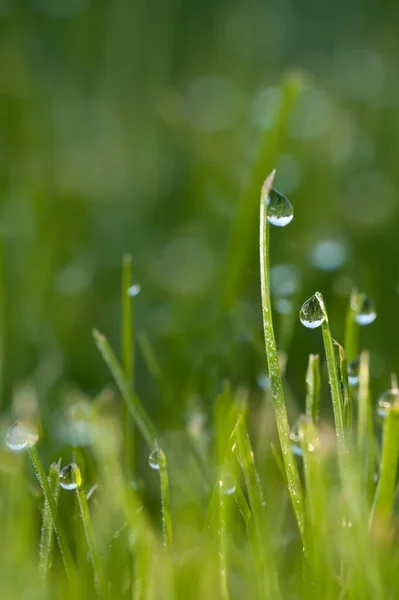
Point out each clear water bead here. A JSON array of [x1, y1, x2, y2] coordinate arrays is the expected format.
[[289, 420, 303, 457], [354, 295, 377, 326], [266, 188, 294, 227], [299, 293, 325, 329], [59, 463, 82, 490], [377, 388, 399, 417], [290, 416, 319, 456], [127, 284, 141, 297], [219, 474, 236, 496], [348, 358, 360, 386], [149, 447, 166, 471], [5, 421, 39, 452]]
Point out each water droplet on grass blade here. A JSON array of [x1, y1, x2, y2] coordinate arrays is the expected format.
[[256, 373, 270, 391], [354, 294, 377, 325], [149, 447, 166, 470], [5, 421, 39, 452], [377, 388, 399, 417], [348, 357, 360, 386], [127, 284, 141, 297], [266, 188, 294, 227], [218, 474, 236, 496], [299, 294, 325, 329], [289, 420, 303, 457], [59, 463, 82, 490]]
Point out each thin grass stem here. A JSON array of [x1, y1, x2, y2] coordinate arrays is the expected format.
[[93, 329, 157, 448], [305, 354, 320, 424], [28, 446, 76, 581], [370, 406, 399, 529], [259, 169, 305, 542], [234, 416, 281, 600], [39, 459, 62, 582]]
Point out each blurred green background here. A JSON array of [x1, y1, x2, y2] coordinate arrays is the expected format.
[[1, 0, 398, 430]]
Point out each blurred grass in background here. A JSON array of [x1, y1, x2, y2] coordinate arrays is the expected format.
[[0, 0, 398, 459]]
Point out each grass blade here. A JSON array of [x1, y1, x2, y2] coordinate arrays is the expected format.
[[75, 475, 106, 595], [259, 169, 305, 542], [39, 459, 62, 582], [234, 416, 281, 600], [305, 354, 320, 424], [28, 446, 76, 581], [317, 293, 347, 469], [371, 405, 399, 530], [121, 253, 135, 478], [93, 329, 157, 448], [344, 290, 359, 363], [152, 447, 173, 550]]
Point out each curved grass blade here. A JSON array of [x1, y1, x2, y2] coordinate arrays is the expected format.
[[93, 329, 157, 448]]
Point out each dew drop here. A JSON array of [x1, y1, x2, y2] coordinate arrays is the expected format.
[[266, 188, 294, 227], [5, 421, 39, 452], [149, 447, 166, 471], [289, 420, 303, 457], [59, 463, 82, 490], [348, 357, 360, 386], [354, 294, 377, 326], [256, 373, 271, 391], [127, 284, 141, 297], [377, 388, 399, 418], [299, 294, 325, 329], [218, 474, 236, 496]]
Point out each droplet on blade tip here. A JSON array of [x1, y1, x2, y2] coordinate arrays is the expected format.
[[266, 188, 294, 227], [5, 421, 39, 452], [149, 447, 166, 471], [377, 388, 399, 418], [59, 463, 82, 490], [353, 294, 377, 326], [299, 294, 325, 329]]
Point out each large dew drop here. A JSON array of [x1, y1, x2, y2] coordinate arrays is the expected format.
[[354, 294, 377, 326], [299, 294, 325, 329], [266, 188, 294, 227], [59, 463, 82, 490], [149, 447, 166, 471], [377, 388, 399, 418], [5, 421, 39, 452], [348, 357, 360, 386]]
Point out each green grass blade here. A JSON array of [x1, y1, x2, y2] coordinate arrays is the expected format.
[[28, 446, 76, 581], [39, 459, 62, 582], [344, 289, 359, 363], [218, 475, 229, 600], [305, 354, 320, 424], [371, 407, 399, 529], [334, 340, 352, 430], [93, 329, 157, 448], [234, 416, 281, 600], [121, 253, 135, 478], [76, 483, 106, 595], [259, 169, 305, 542], [154, 447, 173, 550], [317, 293, 347, 467]]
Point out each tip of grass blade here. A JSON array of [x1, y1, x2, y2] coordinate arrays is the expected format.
[[261, 169, 277, 202]]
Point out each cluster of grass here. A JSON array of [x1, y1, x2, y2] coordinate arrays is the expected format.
[[1, 170, 399, 600]]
